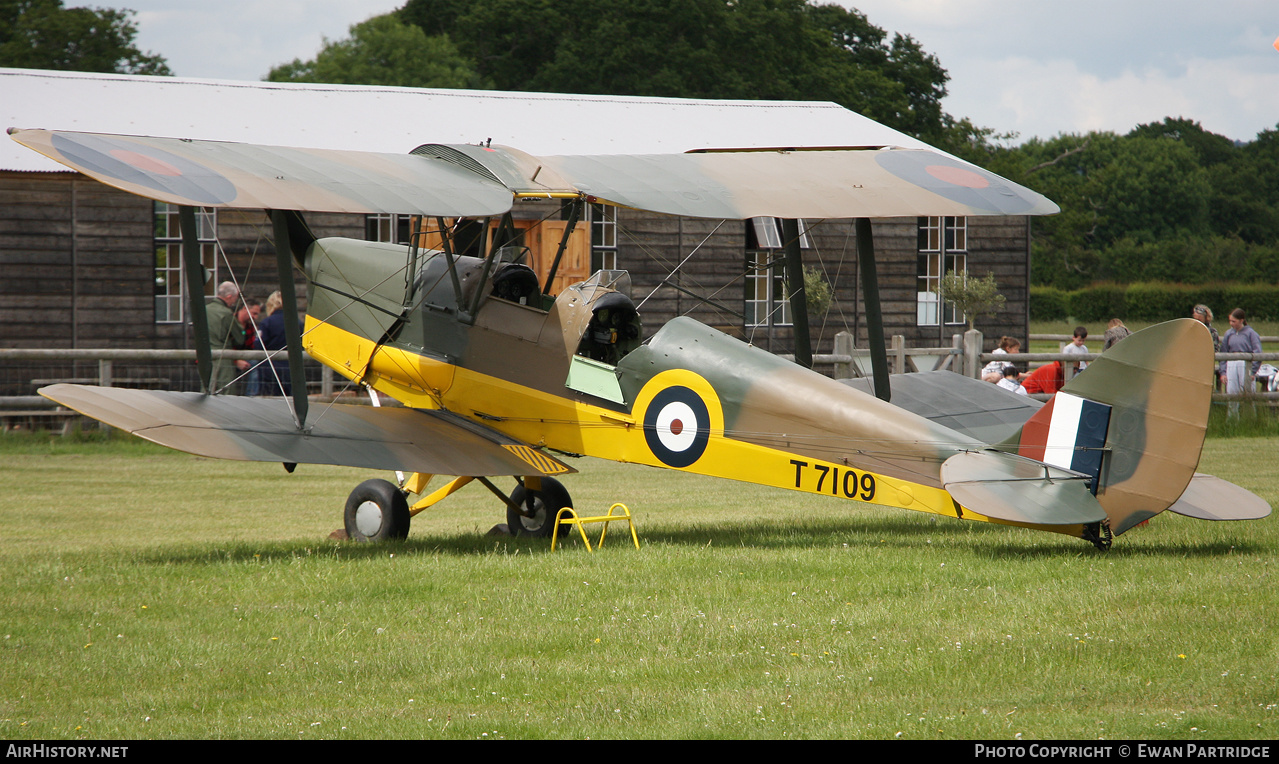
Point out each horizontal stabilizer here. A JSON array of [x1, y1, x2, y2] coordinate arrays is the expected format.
[[941, 450, 1107, 526], [39, 384, 573, 477], [1166, 473, 1272, 521]]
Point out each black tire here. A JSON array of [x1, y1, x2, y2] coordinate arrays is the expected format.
[[344, 479, 410, 542], [506, 476, 572, 538]]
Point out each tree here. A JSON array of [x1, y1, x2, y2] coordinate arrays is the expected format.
[[266, 14, 487, 89], [0, 0, 169, 74], [934, 271, 1004, 332], [397, 0, 965, 144]]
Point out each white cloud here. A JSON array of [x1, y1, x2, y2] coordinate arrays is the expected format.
[[846, 0, 1279, 142], [128, 0, 404, 81], [948, 53, 1279, 142]]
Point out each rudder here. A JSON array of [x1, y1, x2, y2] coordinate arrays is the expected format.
[[999, 319, 1214, 535]]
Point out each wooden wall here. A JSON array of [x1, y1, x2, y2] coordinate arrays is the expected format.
[[0, 171, 363, 350], [613, 212, 1032, 357], [1, 172, 154, 348]]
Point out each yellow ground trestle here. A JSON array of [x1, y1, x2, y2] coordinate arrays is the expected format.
[[551, 503, 640, 552]]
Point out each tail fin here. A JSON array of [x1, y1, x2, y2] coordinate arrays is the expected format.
[[1000, 319, 1214, 534]]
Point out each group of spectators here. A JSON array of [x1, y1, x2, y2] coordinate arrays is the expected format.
[[982, 305, 1263, 400], [206, 281, 291, 396]]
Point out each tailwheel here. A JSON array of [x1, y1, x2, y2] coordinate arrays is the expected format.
[[344, 479, 411, 542], [506, 476, 572, 538]]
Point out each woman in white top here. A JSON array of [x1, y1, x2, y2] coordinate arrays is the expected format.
[[982, 336, 1021, 382]]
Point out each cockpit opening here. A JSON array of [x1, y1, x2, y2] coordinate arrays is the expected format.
[[575, 290, 642, 366]]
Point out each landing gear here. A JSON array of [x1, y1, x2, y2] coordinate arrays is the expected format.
[[1082, 520, 1113, 551], [506, 476, 572, 538], [344, 479, 411, 542]]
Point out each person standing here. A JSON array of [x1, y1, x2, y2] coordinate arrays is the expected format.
[[1102, 318, 1130, 351], [257, 290, 291, 396], [1219, 308, 1263, 416], [1192, 304, 1220, 353], [1062, 325, 1090, 374], [205, 281, 247, 395], [1192, 304, 1221, 390]]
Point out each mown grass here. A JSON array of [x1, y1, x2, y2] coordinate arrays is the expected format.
[[1, 432, 1276, 740]]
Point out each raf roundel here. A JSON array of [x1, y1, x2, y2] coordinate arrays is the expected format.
[[50, 132, 238, 206], [644, 386, 710, 468]]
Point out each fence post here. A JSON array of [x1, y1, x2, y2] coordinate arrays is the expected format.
[[322, 366, 334, 399], [951, 333, 963, 373], [1061, 341, 1075, 382], [964, 330, 983, 378], [96, 359, 114, 431], [832, 332, 853, 380], [890, 335, 905, 375]]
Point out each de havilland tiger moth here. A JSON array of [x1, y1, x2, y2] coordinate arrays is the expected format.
[[9, 124, 1270, 550]]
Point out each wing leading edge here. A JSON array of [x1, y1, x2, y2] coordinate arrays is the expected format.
[[39, 384, 574, 477]]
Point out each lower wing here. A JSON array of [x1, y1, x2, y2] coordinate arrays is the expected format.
[[39, 384, 573, 477]]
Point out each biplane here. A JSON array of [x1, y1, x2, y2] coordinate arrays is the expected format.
[[9, 126, 1270, 550]]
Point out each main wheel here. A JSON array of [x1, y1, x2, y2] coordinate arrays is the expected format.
[[344, 479, 411, 542], [506, 477, 572, 538]]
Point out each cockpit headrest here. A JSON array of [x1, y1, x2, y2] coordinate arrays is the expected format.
[[491, 264, 540, 305], [590, 291, 636, 316]]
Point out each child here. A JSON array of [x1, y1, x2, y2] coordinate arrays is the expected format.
[[996, 365, 1028, 395], [1062, 325, 1089, 373]]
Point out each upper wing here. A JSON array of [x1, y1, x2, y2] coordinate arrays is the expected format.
[[39, 384, 573, 477], [9, 128, 515, 217], [11, 128, 1057, 219], [541, 149, 1059, 219]]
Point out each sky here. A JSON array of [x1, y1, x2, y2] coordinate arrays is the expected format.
[[123, 0, 1279, 144]]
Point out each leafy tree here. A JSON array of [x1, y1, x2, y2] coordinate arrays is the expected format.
[[1128, 117, 1236, 167], [0, 0, 169, 74], [1088, 136, 1212, 245], [397, 0, 965, 144], [934, 271, 1004, 331], [266, 14, 487, 89]]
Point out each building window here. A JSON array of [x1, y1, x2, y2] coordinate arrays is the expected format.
[[589, 203, 617, 272], [744, 218, 810, 328], [917, 216, 967, 326], [366, 213, 412, 244], [154, 203, 217, 324]]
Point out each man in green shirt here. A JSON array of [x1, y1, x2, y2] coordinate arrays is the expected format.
[[206, 281, 247, 394]]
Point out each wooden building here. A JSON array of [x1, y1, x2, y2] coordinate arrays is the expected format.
[[1, 69, 1031, 381]]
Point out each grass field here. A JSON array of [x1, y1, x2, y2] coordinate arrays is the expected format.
[[1, 432, 1276, 740]]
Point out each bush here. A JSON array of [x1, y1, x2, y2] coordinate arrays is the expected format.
[[1029, 281, 1279, 322], [1221, 284, 1279, 321], [1069, 283, 1126, 322], [1029, 286, 1070, 320], [1125, 282, 1194, 321]]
